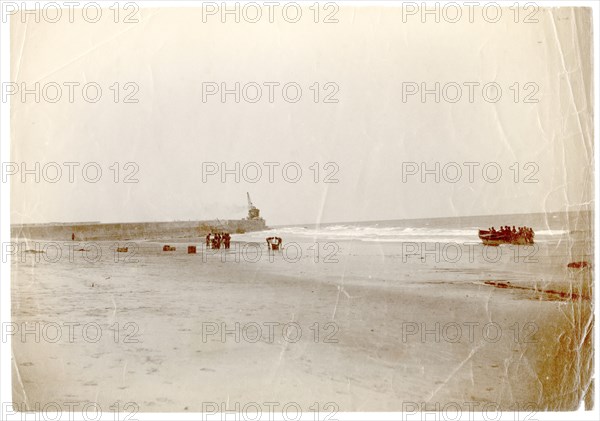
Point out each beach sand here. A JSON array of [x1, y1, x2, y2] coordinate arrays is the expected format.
[[11, 235, 593, 412]]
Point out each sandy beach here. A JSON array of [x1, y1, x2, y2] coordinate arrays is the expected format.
[[10, 218, 593, 412], [5, 2, 596, 416]]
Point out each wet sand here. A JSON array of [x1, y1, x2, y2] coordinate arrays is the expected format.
[[11, 238, 593, 412]]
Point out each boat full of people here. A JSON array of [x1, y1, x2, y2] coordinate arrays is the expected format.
[[478, 225, 534, 246]]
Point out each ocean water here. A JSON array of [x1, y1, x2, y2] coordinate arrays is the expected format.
[[230, 211, 592, 289], [237, 210, 591, 245]]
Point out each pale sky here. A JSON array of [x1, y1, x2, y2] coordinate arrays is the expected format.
[[9, 5, 594, 226]]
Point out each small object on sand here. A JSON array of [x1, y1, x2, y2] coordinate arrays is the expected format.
[[116, 247, 128, 253], [188, 246, 197, 254], [484, 281, 511, 288], [163, 245, 176, 251], [567, 261, 589, 269]]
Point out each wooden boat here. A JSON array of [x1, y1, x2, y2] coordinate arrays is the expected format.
[[478, 229, 534, 246]]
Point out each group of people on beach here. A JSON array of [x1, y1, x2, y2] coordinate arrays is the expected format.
[[206, 232, 231, 249], [266, 236, 283, 251], [487, 225, 534, 242]]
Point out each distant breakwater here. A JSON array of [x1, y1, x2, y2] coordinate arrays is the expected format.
[[11, 219, 267, 241]]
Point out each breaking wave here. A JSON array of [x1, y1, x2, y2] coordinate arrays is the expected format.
[[237, 224, 570, 243]]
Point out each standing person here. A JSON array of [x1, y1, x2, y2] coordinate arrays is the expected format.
[[270, 237, 280, 251], [206, 233, 211, 248], [528, 227, 534, 243], [71, 232, 75, 241]]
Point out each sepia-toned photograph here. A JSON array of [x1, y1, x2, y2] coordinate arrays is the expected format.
[[1, 1, 597, 420]]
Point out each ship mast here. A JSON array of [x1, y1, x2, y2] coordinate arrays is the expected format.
[[246, 192, 261, 220]]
